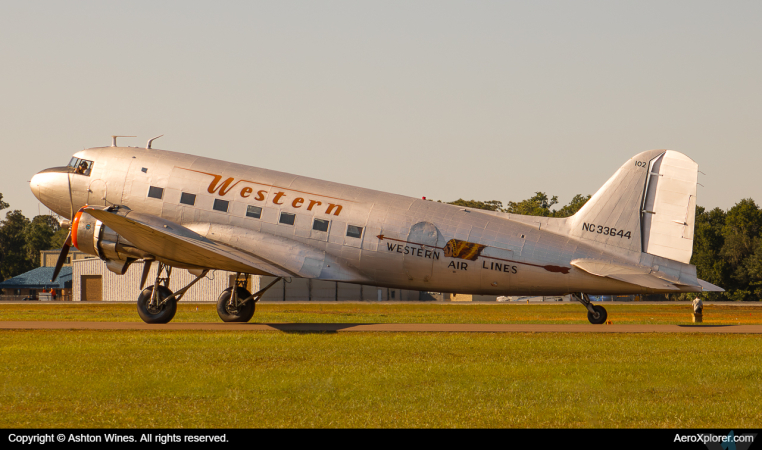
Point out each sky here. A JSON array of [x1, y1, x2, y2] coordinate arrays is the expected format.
[[1, 1, 760, 220]]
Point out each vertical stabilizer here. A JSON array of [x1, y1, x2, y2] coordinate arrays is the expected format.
[[568, 149, 698, 264]]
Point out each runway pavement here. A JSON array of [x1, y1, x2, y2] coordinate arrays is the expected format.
[[1, 321, 762, 333]]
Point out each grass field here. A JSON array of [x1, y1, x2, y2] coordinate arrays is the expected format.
[[1, 330, 761, 428], [1, 302, 761, 428], [1, 301, 761, 325]]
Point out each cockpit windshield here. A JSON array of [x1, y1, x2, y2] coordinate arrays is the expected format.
[[67, 157, 94, 176]]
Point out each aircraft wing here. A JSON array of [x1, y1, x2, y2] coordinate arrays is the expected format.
[[83, 206, 295, 277]]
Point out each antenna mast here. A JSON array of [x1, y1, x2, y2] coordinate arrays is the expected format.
[[111, 135, 136, 147], [146, 135, 164, 149]]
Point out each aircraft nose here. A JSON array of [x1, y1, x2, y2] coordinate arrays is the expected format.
[[30, 168, 73, 219], [30, 172, 43, 203]]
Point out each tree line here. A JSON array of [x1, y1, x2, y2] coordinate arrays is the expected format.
[[1, 191, 760, 300], [445, 192, 591, 217], [0, 194, 67, 281]]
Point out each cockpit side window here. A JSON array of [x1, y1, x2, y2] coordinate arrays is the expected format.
[[67, 157, 94, 176]]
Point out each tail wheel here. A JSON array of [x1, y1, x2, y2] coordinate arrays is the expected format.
[[587, 304, 607, 324], [137, 285, 177, 324], [216, 287, 255, 323]]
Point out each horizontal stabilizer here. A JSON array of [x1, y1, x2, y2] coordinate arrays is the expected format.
[[698, 279, 725, 292], [571, 258, 679, 291], [571, 259, 650, 277], [607, 273, 679, 290]]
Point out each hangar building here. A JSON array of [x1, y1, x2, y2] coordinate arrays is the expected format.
[[72, 257, 429, 302], [0, 248, 91, 300]]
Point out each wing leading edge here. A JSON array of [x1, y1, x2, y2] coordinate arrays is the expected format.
[[83, 206, 295, 277]]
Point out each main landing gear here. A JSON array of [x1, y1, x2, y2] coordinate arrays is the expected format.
[[136, 261, 208, 324], [134, 262, 283, 324], [216, 273, 282, 322], [572, 293, 608, 324]]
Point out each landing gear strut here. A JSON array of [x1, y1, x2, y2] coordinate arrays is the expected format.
[[216, 274, 282, 322], [137, 262, 209, 324], [573, 293, 608, 324]]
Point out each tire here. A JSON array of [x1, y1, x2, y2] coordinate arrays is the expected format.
[[216, 287, 255, 323], [137, 285, 177, 324], [587, 304, 607, 324]]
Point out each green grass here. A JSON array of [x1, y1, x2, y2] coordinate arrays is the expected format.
[[1, 330, 760, 428], [2, 303, 761, 428], [1, 302, 760, 325]]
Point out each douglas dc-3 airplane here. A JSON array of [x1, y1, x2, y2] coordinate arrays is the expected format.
[[30, 136, 723, 324]]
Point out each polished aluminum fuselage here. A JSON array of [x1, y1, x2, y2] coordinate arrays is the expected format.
[[31, 146, 698, 295]]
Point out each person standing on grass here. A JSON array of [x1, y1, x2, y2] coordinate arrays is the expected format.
[[693, 296, 703, 315]]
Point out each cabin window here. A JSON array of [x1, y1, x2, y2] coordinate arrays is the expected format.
[[180, 192, 196, 206], [246, 205, 262, 219], [279, 212, 296, 225], [68, 157, 93, 176], [312, 218, 330, 232], [213, 199, 229, 212], [346, 225, 363, 238], [147, 186, 164, 199]]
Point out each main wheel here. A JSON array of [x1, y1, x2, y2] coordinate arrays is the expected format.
[[217, 287, 255, 322], [137, 285, 177, 324], [587, 304, 608, 324]]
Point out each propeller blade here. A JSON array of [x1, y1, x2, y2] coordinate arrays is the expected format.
[[67, 172, 74, 220], [140, 260, 152, 290], [50, 232, 72, 282]]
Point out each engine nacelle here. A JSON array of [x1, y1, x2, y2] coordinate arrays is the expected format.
[[71, 206, 152, 274]]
